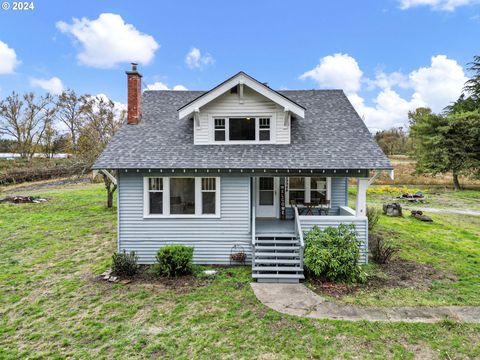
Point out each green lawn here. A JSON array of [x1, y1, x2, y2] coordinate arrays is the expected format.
[[1, 184, 480, 359]]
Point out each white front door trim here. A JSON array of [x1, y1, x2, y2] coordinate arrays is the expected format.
[[255, 177, 279, 218]]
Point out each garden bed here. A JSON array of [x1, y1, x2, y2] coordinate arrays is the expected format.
[[309, 257, 455, 298]]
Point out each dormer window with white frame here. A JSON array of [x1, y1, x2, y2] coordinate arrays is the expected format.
[[211, 116, 271, 143]]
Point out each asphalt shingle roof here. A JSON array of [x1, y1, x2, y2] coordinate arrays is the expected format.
[[93, 89, 392, 170]]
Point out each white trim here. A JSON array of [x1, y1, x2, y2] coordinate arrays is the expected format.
[[255, 177, 279, 218], [178, 73, 305, 119], [143, 176, 221, 218]]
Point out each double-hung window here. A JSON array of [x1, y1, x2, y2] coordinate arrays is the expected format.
[[214, 118, 226, 141], [288, 177, 305, 203], [259, 118, 270, 141], [144, 177, 220, 217], [147, 178, 164, 214], [212, 117, 272, 142]]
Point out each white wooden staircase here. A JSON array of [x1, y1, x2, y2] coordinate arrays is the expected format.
[[251, 207, 305, 283], [252, 234, 304, 283]]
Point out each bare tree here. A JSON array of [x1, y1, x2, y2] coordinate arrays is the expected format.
[[0, 92, 57, 159], [78, 95, 125, 207], [41, 121, 59, 158], [56, 89, 85, 154]]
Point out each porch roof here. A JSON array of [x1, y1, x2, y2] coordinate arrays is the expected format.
[[93, 90, 392, 171]]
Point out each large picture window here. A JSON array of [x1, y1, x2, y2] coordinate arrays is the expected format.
[[170, 178, 195, 214], [229, 117, 256, 141], [212, 116, 272, 143], [144, 177, 220, 217]]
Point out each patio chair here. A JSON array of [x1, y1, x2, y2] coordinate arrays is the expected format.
[[318, 199, 330, 216]]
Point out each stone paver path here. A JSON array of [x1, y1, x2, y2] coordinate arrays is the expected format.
[[251, 283, 480, 323]]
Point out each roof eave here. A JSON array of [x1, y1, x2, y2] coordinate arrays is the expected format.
[[177, 71, 305, 119]]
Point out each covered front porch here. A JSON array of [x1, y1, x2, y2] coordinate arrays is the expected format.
[[250, 172, 381, 283]]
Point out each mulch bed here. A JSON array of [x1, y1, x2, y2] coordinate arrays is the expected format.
[[309, 258, 456, 298], [94, 265, 210, 294]]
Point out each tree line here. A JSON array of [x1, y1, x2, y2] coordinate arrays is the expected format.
[[374, 55, 480, 190], [0, 90, 124, 161], [0, 90, 124, 206]]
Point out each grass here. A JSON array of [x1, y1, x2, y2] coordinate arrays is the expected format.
[[1, 183, 480, 358], [339, 187, 480, 307], [370, 155, 480, 187]]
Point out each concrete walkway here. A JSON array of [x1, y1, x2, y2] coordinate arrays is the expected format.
[[251, 283, 480, 323]]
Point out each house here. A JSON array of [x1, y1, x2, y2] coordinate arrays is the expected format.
[[93, 64, 393, 283]]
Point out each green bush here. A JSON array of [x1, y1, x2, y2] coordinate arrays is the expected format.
[[111, 251, 139, 277], [303, 224, 365, 283], [155, 245, 194, 277], [367, 206, 381, 231]]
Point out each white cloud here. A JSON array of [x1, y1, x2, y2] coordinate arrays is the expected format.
[[146, 81, 187, 91], [399, 0, 479, 11], [0, 40, 20, 74], [300, 54, 468, 131], [408, 55, 467, 111], [364, 70, 409, 90], [30, 77, 64, 95], [56, 13, 159, 68], [185, 47, 214, 69], [93, 93, 127, 116], [299, 53, 363, 93], [348, 90, 424, 130]]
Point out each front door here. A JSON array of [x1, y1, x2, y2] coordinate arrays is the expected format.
[[255, 177, 278, 218]]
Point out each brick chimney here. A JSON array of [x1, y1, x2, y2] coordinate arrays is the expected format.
[[126, 63, 142, 124]]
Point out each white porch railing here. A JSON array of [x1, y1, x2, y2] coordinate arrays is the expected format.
[[297, 205, 369, 264], [294, 206, 305, 270], [251, 201, 256, 246]]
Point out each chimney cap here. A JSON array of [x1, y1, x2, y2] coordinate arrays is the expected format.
[[126, 63, 142, 77]]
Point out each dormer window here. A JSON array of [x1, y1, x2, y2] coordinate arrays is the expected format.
[[259, 118, 270, 141], [214, 118, 226, 141], [212, 116, 272, 143], [230, 117, 256, 141]]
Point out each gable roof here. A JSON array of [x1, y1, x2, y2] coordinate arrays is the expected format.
[[93, 89, 392, 171], [177, 71, 305, 119]]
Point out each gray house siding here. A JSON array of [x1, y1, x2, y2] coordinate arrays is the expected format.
[[118, 172, 251, 264]]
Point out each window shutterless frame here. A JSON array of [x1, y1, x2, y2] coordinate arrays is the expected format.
[[143, 177, 221, 218], [210, 115, 274, 144], [287, 177, 331, 205]]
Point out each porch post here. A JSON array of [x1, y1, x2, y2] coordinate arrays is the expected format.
[[355, 178, 369, 217]]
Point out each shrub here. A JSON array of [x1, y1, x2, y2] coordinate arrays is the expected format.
[[155, 245, 194, 277], [369, 234, 399, 264], [367, 206, 381, 231], [303, 224, 365, 283], [111, 251, 139, 277]]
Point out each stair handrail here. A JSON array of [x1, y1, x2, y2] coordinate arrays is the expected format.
[[294, 205, 305, 271], [294, 205, 304, 248], [251, 201, 256, 246]]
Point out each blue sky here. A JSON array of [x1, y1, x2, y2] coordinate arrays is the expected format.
[[0, 0, 479, 130]]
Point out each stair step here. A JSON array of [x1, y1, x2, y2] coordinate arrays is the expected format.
[[255, 246, 300, 251], [254, 259, 301, 265], [253, 266, 302, 272], [255, 252, 300, 258], [252, 273, 305, 279], [256, 234, 296, 236], [255, 240, 299, 244]]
